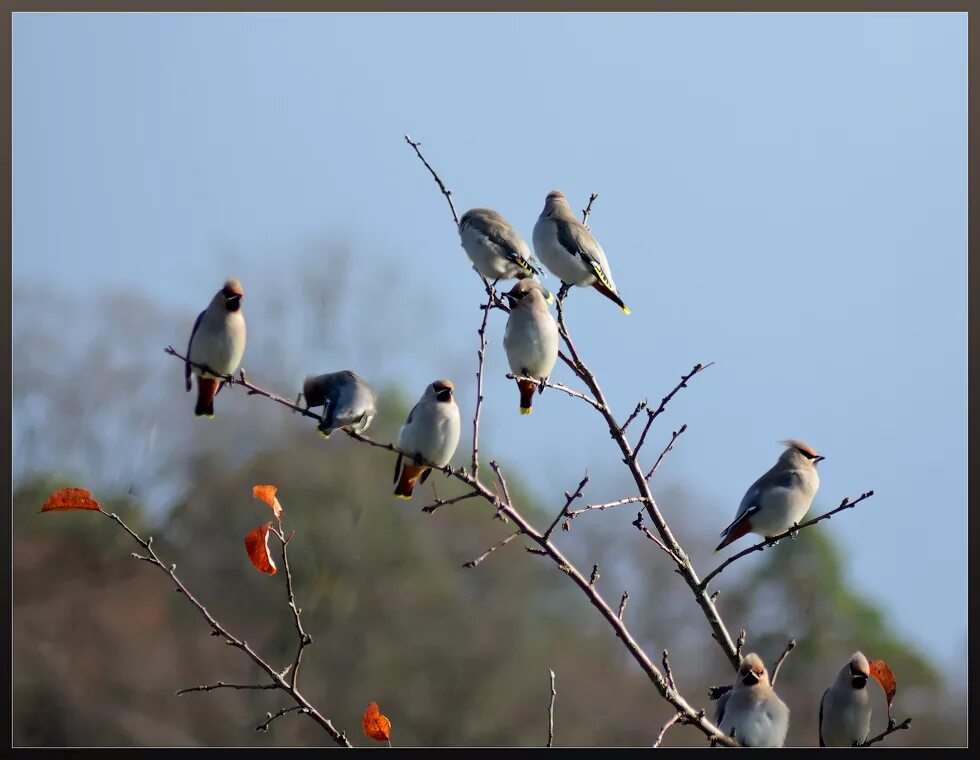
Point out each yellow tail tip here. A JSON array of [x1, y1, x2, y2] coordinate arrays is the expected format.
[[393, 493, 412, 501], [195, 413, 215, 419], [621, 305, 632, 315], [519, 407, 533, 415], [545, 293, 555, 304], [318, 430, 331, 439]]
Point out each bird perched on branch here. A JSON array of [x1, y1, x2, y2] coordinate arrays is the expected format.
[[302, 370, 378, 438], [531, 190, 630, 314], [715, 439, 824, 552], [185, 278, 247, 419], [715, 653, 790, 747], [459, 208, 548, 292], [393, 379, 461, 499], [819, 651, 873, 746], [503, 279, 558, 415]]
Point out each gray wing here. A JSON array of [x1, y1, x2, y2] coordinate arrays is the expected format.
[[554, 218, 614, 288], [462, 211, 541, 276], [818, 688, 828, 747], [405, 400, 421, 426], [722, 468, 804, 536], [714, 690, 730, 727], [185, 310, 205, 392]]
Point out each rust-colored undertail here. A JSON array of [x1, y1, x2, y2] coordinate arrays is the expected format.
[[591, 282, 631, 314], [517, 378, 538, 415], [195, 377, 219, 418], [714, 515, 754, 552], [394, 460, 429, 500]]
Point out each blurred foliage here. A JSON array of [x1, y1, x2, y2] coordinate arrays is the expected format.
[[12, 280, 966, 747]]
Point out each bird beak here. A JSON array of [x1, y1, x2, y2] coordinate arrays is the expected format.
[[814, 455, 825, 463], [504, 293, 518, 308]]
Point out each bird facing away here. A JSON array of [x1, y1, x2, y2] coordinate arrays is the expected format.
[[715, 439, 824, 552], [393, 379, 461, 499], [715, 653, 790, 747], [185, 278, 247, 418], [819, 651, 873, 747], [459, 207, 545, 282], [503, 279, 559, 415], [531, 190, 630, 314], [302, 370, 378, 439]]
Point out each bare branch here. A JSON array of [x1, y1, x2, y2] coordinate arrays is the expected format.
[[273, 519, 312, 690], [700, 492, 876, 591], [644, 425, 688, 481], [652, 713, 682, 748], [472, 293, 494, 478], [420, 490, 480, 514], [505, 373, 603, 411], [580, 192, 599, 226], [547, 669, 557, 747], [632, 512, 683, 565], [617, 591, 630, 621], [462, 530, 522, 569], [255, 705, 306, 733], [403, 134, 459, 226], [633, 365, 711, 460], [97, 507, 351, 746], [621, 399, 648, 434], [860, 717, 912, 746], [736, 629, 747, 659], [662, 650, 677, 692], [589, 564, 600, 588], [543, 472, 590, 540], [176, 682, 278, 696], [564, 496, 645, 526], [769, 638, 797, 687]]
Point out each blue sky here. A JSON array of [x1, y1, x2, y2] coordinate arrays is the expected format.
[[13, 13, 966, 678]]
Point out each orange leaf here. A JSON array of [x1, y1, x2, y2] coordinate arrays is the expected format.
[[252, 484, 283, 518], [362, 701, 392, 742], [244, 524, 277, 575], [869, 659, 897, 719], [40, 487, 102, 513]]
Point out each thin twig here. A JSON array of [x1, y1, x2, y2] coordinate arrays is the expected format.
[[652, 713, 682, 748], [472, 293, 494, 478], [565, 496, 645, 524], [632, 512, 684, 565], [644, 425, 688, 481], [547, 669, 557, 747], [581, 192, 599, 227], [589, 564, 600, 588], [273, 519, 312, 690], [736, 629, 747, 659], [505, 373, 603, 411], [255, 705, 306, 733], [176, 682, 278, 696], [543, 473, 590, 540], [769, 638, 796, 687], [618, 591, 629, 621], [860, 717, 912, 746], [97, 507, 351, 746], [700, 492, 876, 590], [420, 490, 480, 514], [633, 366, 711, 460], [462, 530, 522, 569], [662, 650, 676, 692], [621, 399, 648, 433]]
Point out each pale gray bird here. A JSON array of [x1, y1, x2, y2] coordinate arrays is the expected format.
[[819, 651, 873, 747], [531, 190, 630, 314], [459, 207, 545, 282], [715, 653, 790, 747], [716, 439, 824, 552], [503, 279, 559, 415], [302, 370, 378, 439], [185, 278, 247, 418], [393, 379, 461, 499]]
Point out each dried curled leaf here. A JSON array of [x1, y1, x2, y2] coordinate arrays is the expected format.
[[362, 701, 392, 742], [869, 659, 897, 719], [244, 524, 277, 575], [40, 487, 102, 513], [252, 485, 283, 518]]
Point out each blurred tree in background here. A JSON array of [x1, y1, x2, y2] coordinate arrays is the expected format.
[[11, 253, 966, 747]]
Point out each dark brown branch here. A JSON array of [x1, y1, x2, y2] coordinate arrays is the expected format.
[[700, 491, 876, 591], [589, 564, 600, 588], [272, 519, 311, 690], [420, 490, 480, 514], [633, 366, 711, 460], [644, 425, 688, 481], [769, 638, 796, 687], [472, 293, 494, 478], [97, 507, 351, 747], [176, 682, 278, 696], [547, 669, 557, 747], [618, 591, 629, 621], [632, 512, 683, 565], [621, 399, 648, 434], [860, 717, 912, 746], [543, 473, 590, 540], [256, 705, 307, 733], [463, 529, 522, 569]]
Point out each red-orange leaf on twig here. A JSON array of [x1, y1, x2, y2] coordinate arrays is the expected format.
[[869, 659, 898, 720], [40, 487, 102, 513], [252, 485, 283, 518], [362, 701, 392, 743], [244, 524, 277, 575]]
